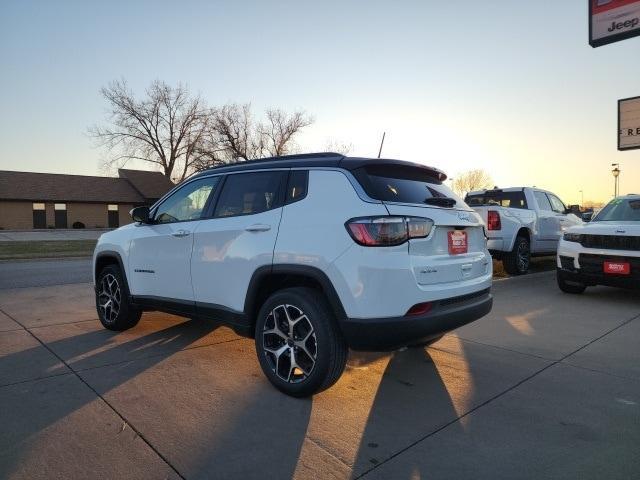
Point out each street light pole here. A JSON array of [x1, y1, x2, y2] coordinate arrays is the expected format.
[[579, 190, 583, 207], [611, 163, 620, 197]]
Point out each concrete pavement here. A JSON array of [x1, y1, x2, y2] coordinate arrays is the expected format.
[[0, 272, 638, 479]]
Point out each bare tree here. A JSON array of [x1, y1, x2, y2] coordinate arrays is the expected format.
[[191, 104, 313, 171], [322, 139, 353, 155], [90, 79, 209, 182], [452, 169, 494, 197], [211, 103, 262, 161], [261, 109, 312, 156]]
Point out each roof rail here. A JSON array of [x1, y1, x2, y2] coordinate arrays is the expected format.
[[202, 152, 343, 171]]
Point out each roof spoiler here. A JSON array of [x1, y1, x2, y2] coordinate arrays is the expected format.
[[343, 158, 447, 182]]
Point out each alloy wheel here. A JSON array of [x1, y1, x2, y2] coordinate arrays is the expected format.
[[98, 273, 121, 324], [262, 304, 317, 383], [517, 241, 530, 272]]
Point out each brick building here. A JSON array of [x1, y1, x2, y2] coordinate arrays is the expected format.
[[0, 169, 173, 230]]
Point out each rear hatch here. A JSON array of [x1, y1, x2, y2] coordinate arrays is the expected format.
[[350, 162, 489, 285]]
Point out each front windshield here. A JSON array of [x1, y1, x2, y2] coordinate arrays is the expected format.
[[592, 197, 640, 222]]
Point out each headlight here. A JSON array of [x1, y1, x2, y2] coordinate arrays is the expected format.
[[563, 233, 583, 243]]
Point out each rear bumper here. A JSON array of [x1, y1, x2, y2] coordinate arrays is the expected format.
[[340, 289, 492, 351], [487, 237, 506, 252]]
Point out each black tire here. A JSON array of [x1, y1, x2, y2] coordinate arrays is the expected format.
[[557, 270, 587, 294], [503, 236, 530, 275], [95, 264, 141, 331], [255, 287, 348, 397]]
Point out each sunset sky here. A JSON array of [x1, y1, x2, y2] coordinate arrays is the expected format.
[[1, 0, 639, 204]]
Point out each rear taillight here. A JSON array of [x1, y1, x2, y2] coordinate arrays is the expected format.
[[345, 216, 434, 247], [487, 210, 501, 230]]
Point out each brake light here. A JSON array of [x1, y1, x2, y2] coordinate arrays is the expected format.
[[487, 210, 501, 230], [345, 216, 434, 247]]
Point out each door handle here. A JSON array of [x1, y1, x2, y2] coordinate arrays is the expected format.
[[171, 229, 191, 237], [245, 224, 271, 232]]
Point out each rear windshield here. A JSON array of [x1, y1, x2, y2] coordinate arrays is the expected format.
[[592, 198, 640, 222], [352, 165, 464, 206], [465, 191, 528, 210]]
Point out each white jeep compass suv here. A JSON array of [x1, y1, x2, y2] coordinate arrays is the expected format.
[[557, 194, 640, 293], [93, 153, 493, 396]]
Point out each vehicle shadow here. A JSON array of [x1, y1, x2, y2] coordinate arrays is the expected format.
[[1, 317, 478, 480], [0, 316, 220, 479], [182, 345, 464, 480], [346, 345, 467, 479]]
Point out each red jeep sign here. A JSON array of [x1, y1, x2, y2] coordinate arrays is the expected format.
[[590, 0, 640, 47]]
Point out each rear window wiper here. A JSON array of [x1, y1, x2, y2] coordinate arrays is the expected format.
[[424, 197, 456, 208]]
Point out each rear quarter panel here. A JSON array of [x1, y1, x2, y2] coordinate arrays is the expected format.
[[471, 205, 535, 252], [273, 169, 388, 316]]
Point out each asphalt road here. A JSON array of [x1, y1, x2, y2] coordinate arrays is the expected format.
[[0, 258, 92, 289], [0, 264, 639, 479], [0, 256, 555, 290]]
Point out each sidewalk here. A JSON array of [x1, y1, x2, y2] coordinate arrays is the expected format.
[[0, 229, 109, 242]]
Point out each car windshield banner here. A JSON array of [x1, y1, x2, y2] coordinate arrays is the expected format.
[[590, 0, 640, 47]]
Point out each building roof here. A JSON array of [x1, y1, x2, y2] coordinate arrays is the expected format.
[[0, 169, 173, 204], [118, 169, 175, 200]]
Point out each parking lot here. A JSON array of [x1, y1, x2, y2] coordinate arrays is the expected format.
[[0, 261, 639, 479]]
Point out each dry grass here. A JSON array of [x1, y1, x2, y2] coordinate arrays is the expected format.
[[492, 259, 508, 278], [0, 240, 96, 260], [492, 256, 556, 278]]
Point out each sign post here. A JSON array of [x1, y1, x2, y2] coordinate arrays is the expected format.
[[618, 96, 640, 151], [589, 0, 640, 47]]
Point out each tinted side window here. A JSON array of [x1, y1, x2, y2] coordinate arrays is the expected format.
[[547, 194, 566, 214], [214, 171, 285, 218], [534, 191, 553, 211], [154, 177, 219, 224], [286, 170, 308, 204]]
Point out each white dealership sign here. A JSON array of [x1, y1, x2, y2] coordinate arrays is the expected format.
[[590, 0, 640, 47], [618, 96, 640, 150]]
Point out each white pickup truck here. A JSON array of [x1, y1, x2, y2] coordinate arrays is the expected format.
[[465, 187, 583, 275]]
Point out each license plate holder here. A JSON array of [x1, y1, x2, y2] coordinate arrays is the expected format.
[[448, 230, 468, 255], [604, 261, 630, 275]]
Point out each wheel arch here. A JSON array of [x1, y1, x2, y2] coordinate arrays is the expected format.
[[516, 227, 531, 242], [507, 227, 532, 251], [245, 264, 347, 336], [95, 250, 130, 292]]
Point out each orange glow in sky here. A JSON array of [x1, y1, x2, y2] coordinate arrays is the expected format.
[[1, 1, 638, 204]]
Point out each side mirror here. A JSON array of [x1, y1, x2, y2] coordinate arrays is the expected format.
[[130, 206, 151, 224], [582, 212, 592, 222]]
